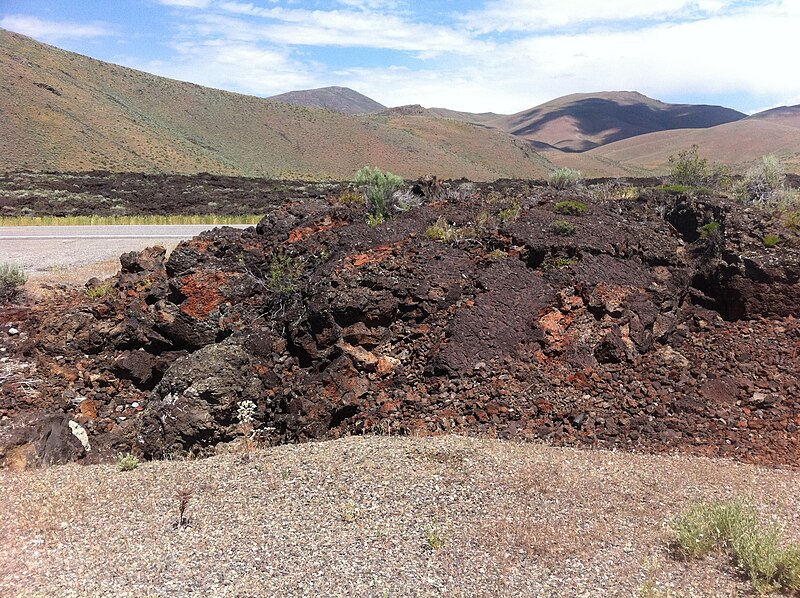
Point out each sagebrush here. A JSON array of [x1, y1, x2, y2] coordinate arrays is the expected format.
[[0, 262, 26, 303]]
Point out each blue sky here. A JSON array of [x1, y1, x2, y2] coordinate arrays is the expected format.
[[2, 0, 798, 114]]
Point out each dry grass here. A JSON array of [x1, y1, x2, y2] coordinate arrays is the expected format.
[[2, 435, 799, 597]]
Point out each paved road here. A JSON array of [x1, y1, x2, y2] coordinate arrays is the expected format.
[[0, 224, 251, 277]]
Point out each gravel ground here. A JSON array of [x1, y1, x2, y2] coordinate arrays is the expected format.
[[2, 435, 799, 597]]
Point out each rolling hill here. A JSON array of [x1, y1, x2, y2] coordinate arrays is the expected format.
[[484, 91, 746, 152], [0, 29, 550, 180], [268, 86, 386, 114], [545, 104, 800, 175]]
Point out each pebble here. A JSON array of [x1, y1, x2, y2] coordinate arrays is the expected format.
[[8, 328, 19, 336]]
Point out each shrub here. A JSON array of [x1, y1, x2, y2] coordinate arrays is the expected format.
[[426, 216, 458, 242], [763, 233, 781, 248], [268, 253, 304, 293], [498, 201, 522, 222], [784, 211, 800, 230], [552, 220, 576, 235], [548, 168, 583, 189], [667, 145, 728, 190], [0, 262, 26, 303], [117, 453, 140, 472], [673, 498, 800, 594], [738, 155, 785, 203], [553, 200, 587, 216], [425, 216, 475, 243], [699, 221, 721, 239], [354, 166, 405, 221], [86, 282, 115, 299]]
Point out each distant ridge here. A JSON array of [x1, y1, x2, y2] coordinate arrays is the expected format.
[[268, 86, 386, 115], [488, 91, 746, 152], [0, 29, 550, 180]]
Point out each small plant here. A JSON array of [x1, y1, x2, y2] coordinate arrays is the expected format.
[[0, 262, 26, 303], [699, 221, 721, 239], [548, 168, 583, 189], [339, 500, 360, 523], [672, 498, 800, 594], [117, 452, 140, 472], [236, 399, 259, 452], [487, 249, 508, 260], [175, 487, 194, 529], [498, 201, 522, 222], [426, 216, 458, 242], [268, 253, 304, 293], [784, 211, 800, 230], [354, 166, 405, 222], [763, 233, 781, 248], [425, 216, 475, 243], [338, 189, 363, 205], [553, 200, 587, 216], [552, 219, 577, 235], [425, 517, 448, 551], [86, 282, 115, 299], [543, 256, 578, 269], [640, 557, 672, 598]]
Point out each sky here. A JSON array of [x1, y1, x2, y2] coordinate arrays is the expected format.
[[1, 0, 798, 115]]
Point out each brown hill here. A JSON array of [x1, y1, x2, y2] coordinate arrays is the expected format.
[[488, 91, 745, 152], [574, 105, 800, 173], [268, 86, 386, 114], [0, 30, 550, 181]]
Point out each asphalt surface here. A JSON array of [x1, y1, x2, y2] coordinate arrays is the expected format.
[[0, 224, 251, 277]]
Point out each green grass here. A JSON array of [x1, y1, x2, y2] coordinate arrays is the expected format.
[[552, 219, 577, 235], [0, 214, 263, 226], [673, 498, 800, 594], [553, 200, 588, 216], [117, 453, 140, 472]]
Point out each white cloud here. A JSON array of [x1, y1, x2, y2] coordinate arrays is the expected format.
[[460, 0, 739, 33], [158, 0, 212, 7], [106, 0, 800, 114], [214, 2, 481, 57], [137, 40, 316, 97], [1, 14, 112, 41]]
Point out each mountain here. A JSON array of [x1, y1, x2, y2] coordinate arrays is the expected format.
[[268, 86, 386, 114], [551, 105, 800, 174], [486, 91, 746, 152], [0, 29, 550, 180]]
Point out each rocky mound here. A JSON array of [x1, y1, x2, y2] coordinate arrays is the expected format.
[[1, 179, 799, 469]]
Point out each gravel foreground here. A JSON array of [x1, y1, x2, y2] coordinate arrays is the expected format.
[[2, 435, 799, 597]]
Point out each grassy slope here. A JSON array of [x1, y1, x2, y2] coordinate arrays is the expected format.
[[0, 30, 550, 181]]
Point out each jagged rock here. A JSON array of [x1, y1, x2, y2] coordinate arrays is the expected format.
[[136, 341, 264, 458], [3, 176, 799, 469], [0, 415, 87, 470]]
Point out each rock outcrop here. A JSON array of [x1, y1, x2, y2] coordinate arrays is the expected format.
[[2, 178, 798, 468]]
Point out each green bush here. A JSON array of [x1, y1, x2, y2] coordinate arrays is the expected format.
[[547, 168, 583, 189], [553, 200, 587, 216], [0, 262, 26, 303], [117, 453, 140, 472], [667, 145, 727, 190], [699, 221, 721, 239], [763, 233, 781, 248], [86, 282, 115, 299], [354, 166, 405, 221], [552, 219, 577, 235], [673, 498, 800, 594], [269, 253, 304, 293]]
